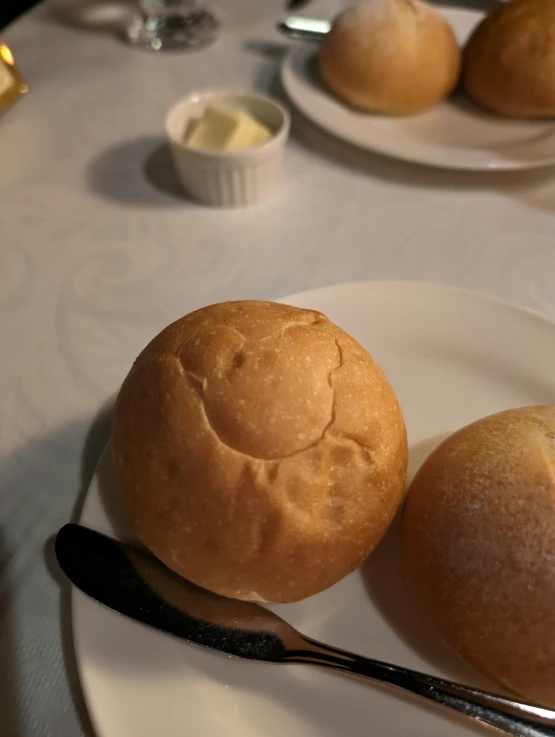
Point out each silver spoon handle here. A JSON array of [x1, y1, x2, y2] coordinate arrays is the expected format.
[[285, 637, 555, 737]]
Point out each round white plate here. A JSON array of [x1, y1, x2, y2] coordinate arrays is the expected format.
[[281, 8, 555, 171], [74, 281, 555, 737]]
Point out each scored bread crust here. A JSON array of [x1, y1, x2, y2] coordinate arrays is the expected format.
[[463, 0, 555, 118], [113, 301, 408, 603], [318, 0, 461, 115], [402, 406, 555, 705]]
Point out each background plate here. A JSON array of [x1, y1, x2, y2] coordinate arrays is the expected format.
[[281, 8, 555, 171], [74, 281, 555, 737]]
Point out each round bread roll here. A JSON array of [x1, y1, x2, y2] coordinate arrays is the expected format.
[[464, 0, 555, 118], [113, 301, 408, 603], [318, 0, 461, 115], [402, 406, 555, 706]]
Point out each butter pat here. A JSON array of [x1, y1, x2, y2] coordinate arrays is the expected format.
[[186, 105, 273, 152]]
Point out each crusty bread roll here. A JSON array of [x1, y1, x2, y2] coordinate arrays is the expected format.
[[464, 0, 555, 118], [113, 301, 408, 603], [318, 0, 461, 115], [402, 406, 555, 706]]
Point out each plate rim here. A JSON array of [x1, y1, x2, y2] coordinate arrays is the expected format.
[[280, 12, 555, 173], [279, 278, 555, 329], [72, 279, 555, 737]]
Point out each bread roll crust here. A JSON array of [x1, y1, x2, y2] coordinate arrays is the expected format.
[[114, 301, 408, 603], [318, 0, 461, 115], [402, 406, 555, 705], [464, 0, 555, 118]]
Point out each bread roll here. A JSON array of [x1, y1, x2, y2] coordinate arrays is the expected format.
[[402, 406, 555, 706], [318, 0, 461, 115], [113, 301, 408, 603], [464, 0, 555, 118]]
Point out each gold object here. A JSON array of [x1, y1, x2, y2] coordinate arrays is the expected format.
[[0, 44, 27, 114]]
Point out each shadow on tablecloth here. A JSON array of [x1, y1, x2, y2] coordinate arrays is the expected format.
[[0, 530, 24, 737], [0, 406, 112, 736], [86, 135, 190, 208]]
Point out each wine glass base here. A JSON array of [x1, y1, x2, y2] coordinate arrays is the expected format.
[[124, 10, 219, 52]]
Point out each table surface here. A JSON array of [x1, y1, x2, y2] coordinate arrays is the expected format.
[[2, 0, 555, 734]]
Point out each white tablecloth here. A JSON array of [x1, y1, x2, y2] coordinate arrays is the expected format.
[[2, 0, 555, 734]]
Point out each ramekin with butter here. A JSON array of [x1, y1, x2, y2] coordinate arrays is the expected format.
[[165, 90, 290, 208]]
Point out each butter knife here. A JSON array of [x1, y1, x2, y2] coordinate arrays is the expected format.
[[56, 523, 555, 737]]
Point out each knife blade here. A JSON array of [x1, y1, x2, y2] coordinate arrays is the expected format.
[[55, 523, 298, 660]]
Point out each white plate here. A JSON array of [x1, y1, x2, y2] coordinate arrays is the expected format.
[[281, 8, 555, 171], [74, 281, 555, 737]]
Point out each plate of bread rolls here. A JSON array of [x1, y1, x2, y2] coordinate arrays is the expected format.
[[74, 281, 555, 737], [282, 0, 555, 170]]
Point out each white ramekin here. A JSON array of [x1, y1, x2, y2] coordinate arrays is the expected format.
[[165, 90, 291, 208]]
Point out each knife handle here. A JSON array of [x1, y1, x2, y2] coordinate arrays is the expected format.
[[277, 16, 330, 40], [285, 637, 555, 737]]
